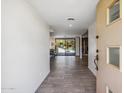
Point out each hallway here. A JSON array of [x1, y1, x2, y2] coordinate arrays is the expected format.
[[36, 56, 96, 93], [2, 0, 122, 93]]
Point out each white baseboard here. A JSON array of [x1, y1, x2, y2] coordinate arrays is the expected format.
[[35, 70, 50, 92], [88, 66, 96, 76]]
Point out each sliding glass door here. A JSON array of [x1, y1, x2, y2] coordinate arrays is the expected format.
[[55, 38, 76, 56]]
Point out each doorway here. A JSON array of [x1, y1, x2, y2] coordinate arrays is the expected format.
[[82, 38, 88, 55], [82, 37, 88, 66], [55, 38, 76, 56]]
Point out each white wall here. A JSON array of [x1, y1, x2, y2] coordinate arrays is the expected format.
[[75, 37, 80, 56], [2, 0, 50, 93], [88, 22, 96, 76]]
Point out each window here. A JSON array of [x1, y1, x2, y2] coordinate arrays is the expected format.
[[106, 86, 113, 93], [108, 89, 113, 93], [107, 0, 120, 24], [107, 47, 120, 68]]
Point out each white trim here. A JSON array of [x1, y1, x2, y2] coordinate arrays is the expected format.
[[88, 65, 96, 76]]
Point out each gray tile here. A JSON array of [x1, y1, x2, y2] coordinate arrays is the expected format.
[[36, 56, 96, 93]]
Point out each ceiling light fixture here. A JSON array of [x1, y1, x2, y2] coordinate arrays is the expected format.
[[67, 18, 74, 28], [69, 24, 72, 27], [67, 18, 75, 21]]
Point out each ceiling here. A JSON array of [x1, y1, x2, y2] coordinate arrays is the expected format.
[[27, 0, 99, 36]]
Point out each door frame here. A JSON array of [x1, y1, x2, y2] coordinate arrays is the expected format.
[[55, 38, 76, 56]]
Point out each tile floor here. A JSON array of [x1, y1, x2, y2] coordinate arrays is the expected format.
[[36, 56, 96, 93]]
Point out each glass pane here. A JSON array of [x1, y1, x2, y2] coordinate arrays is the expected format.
[[109, 47, 120, 68], [56, 39, 66, 55], [109, 1, 120, 23], [55, 39, 76, 56], [109, 89, 113, 93], [65, 39, 75, 53]]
